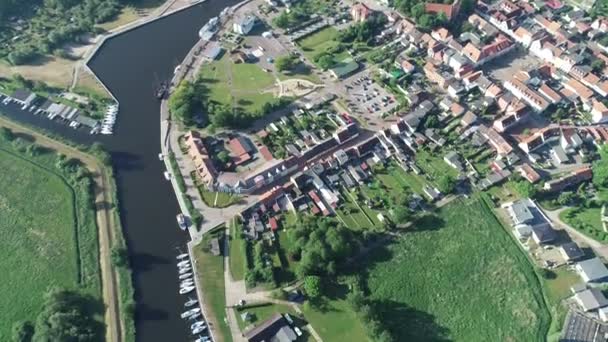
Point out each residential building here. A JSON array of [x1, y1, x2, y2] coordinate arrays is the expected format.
[[233, 14, 257, 35], [560, 242, 585, 262], [504, 198, 555, 244], [351, 2, 373, 22], [244, 314, 297, 342], [574, 288, 608, 312], [184, 131, 217, 187], [544, 166, 593, 192], [576, 257, 608, 283], [592, 99, 608, 123]]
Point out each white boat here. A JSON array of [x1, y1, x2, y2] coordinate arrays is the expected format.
[[191, 321, 205, 330], [192, 325, 207, 334], [179, 267, 192, 274], [179, 273, 192, 280], [177, 260, 190, 267], [174, 65, 181, 74], [164, 171, 171, 180], [185, 298, 198, 307], [180, 286, 195, 295], [176, 253, 188, 260], [158, 153, 164, 161], [177, 214, 188, 231], [180, 308, 201, 319], [187, 312, 202, 321], [194, 336, 211, 342], [181, 280, 194, 287]]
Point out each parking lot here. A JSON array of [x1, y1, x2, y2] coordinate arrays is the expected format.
[[342, 70, 400, 119], [241, 25, 289, 71]]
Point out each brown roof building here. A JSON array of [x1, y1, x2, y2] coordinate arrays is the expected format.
[[184, 131, 217, 186]]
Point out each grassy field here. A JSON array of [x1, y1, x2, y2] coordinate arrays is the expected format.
[[229, 217, 247, 281], [198, 55, 277, 113], [365, 196, 550, 341], [302, 283, 370, 342], [200, 189, 241, 208], [0, 143, 100, 340], [559, 206, 608, 242], [297, 27, 348, 65], [414, 149, 459, 181], [193, 227, 233, 342]]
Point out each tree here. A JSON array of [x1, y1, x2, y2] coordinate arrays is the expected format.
[[217, 151, 231, 165], [592, 59, 606, 73], [392, 206, 411, 223], [513, 180, 537, 198], [12, 321, 34, 342], [275, 55, 298, 72], [303, 275, 322, 298], [0, 127, 14, 141], [316, 54, 335, 70], [33, 289, 102, 342], [437, 175, 456, 194], [110, 247, 129, 268], [557, 191, 578, 206]]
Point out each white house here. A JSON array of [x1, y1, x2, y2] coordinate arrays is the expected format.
[[233, 14, 257, 35]]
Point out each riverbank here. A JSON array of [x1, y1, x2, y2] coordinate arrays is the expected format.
[[0, 115, 134, 342]]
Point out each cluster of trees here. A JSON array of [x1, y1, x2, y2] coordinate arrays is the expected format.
[[286, 216, 359, 278], [592, 0, 608, 18], [272, 0, 334, 30], [392, 0, 475, 30], [245, 240, 275, 288], [5, 0, 124, 64], [168, 80, 208, 126], [511, 179, 537, 199], [275, 54, 299, 72], [338, 14, 387, 45], [313, 51, 340, 70], [12, 289, 103, 342], [273, 6, 311, 30]]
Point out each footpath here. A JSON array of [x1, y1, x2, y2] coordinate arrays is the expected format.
[[0, 116, 123, 342]]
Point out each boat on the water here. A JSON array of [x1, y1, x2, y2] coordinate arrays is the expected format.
[[179, 272, 192, 280], [177, 214, 188, 231], [164, 171, 171, 180], [155, 82, 168, 99], [177, 260, 190, 267], [179, 267, 192, 274], [180, 286, 195, 295], [180, 308, 201, 319], [185, 298, 198, 307], [176, 253, 188, 260]]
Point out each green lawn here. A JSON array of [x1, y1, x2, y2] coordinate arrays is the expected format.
[[302, 283, 370, 342], [414, 149, 459, 181], [365, 196, 550, 341], [229, 218, 247, 281], [379, 163, 428, 196], [336, 189, 377, 231], [200, 189, 241, 208], [559, 206, 608, 242], [0, 143, 100, 340], [297, 27, 349, 66], [198, 55, 277, 113], [194, 227, 233, 342]]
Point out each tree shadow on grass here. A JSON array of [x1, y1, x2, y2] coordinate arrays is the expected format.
[[371, 299, 452, 342], [409, 213, 446, 232], [238, 99, 254, 107]]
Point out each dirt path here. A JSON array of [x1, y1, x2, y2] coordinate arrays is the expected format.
[[0, 116, 123, 342]]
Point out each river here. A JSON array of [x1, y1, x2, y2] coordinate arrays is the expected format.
[[1, 0, 240, 341]]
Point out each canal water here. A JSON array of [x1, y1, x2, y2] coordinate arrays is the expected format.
[[1, 0, 240, 341]]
